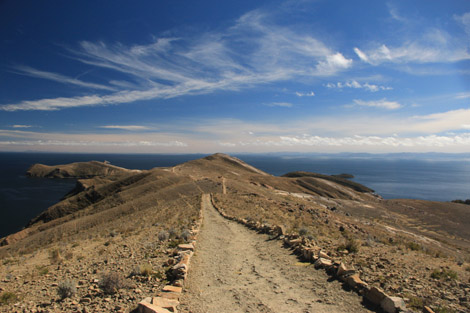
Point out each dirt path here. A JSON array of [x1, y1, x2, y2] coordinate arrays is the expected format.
[[179, 194, 373, 313]]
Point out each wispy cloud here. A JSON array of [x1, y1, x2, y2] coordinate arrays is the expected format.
[[276, 134, 470, 148], [455, 92, 470, 99], [354, 42, 469, 65], [266, 102, 293, 108], [0, 129, 187, 152], [1, 10, 353, 112], [11, 124, 33, 128], [354, 16, 470, 65], [99, 125, 151, 131], [454, 12, 470, 35], [326, 80, 392, 92], [12, 65, 116, 91], [295, 91, 315, 97], [352, 99, 402, 110]]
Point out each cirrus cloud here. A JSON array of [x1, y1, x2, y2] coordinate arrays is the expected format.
[[353, 98, 402, 110]]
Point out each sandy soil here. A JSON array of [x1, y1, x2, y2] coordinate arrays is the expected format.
[[180, 194, 372, 313]]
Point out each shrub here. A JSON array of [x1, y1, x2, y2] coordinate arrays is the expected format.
[[0, 292, 19, 305], [431, 268, 458, 280], [168, 238, 184, 248], [299, 228, 309, 236], [434, 306, 457, 313], [140, 264, 153, 276], [129, 265, 140, 277], [57, 280, 76, 299], [406, 242, 423, 251], [36, 265, 49, 276], [406, 295, 424, 310], [168, 228, 178, 239], [180, 229, 192, 242], [99, 272, 128, 294], [49, 248, 62, 264], [338, 238, 360, 253], [158, 230, 169, 242]]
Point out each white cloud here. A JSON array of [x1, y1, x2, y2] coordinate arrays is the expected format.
[[99, 125, 151, 131], [326, 80, 392, 92], [266, 102, 293, 108], [455, 92, 470, 99], [1, 11, 353, 112], [316, 53, 352, 75], [0, 129, 188, 152], [12, 124, 32, 128], [353, 47, 369, 63], [218, 142, 237, 147], [354, 37, 470, 65], [454, 12, 470, 35], [387, 3, 408, 23], [295, 91, 315, 97], [12, 65, 116, 91], [276, 134, 470, 148], [353, 99, 402, 110]]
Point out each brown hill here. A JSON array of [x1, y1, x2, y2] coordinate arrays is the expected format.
[[0, 153, 468, 313], [27, 160, 140, 179]]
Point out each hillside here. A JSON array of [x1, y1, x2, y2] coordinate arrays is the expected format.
[[0, 154, 469, 313]]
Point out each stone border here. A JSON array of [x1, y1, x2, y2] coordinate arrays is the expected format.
[[210, 194, 416, 313], [136, 196, 204, 313]]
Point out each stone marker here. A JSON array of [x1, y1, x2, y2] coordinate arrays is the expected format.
[[314, 257, 333, 268], [158, 292, 181, 300], [365, 286, 387, 305], [177, 244, 194, 251], [138, 301, 172, 313], [162, 285, 183, 293], [381, 296, 406, 313], [346, 273, 368, 289], [152, 297, 179, 313]]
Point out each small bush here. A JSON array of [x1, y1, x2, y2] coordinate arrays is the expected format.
[[36, 265, 49, 276], [299, 228, 308, 236], [406, 295, 424, 310], [168, 228, 178, 239], [434, 306, 457, 313], [338, 238, 360, 253], [180, 229, 192, 242], [99, 272, 128, 294], [140, 264, 153, 276], [406, 242, 423, 251], [158, 230, 169, 242], [49, 248, 62, 264], [431, 268, 458, 280], [168, 238, 184, 248], [57, 280, 76, 299], [129, 265, 140, 277], [0, 292, 19, 305], [64, 251, 74, 260]]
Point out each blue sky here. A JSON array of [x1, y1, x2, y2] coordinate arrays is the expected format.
[[1, 0, 469, 153]]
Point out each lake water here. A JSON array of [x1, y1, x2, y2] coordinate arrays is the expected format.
[[1, 152, 469, 238]]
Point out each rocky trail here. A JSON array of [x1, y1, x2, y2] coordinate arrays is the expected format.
[[180, 194, 373, 313]]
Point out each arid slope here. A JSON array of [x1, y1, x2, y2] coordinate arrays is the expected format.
[[0, 154, 469, 313]]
